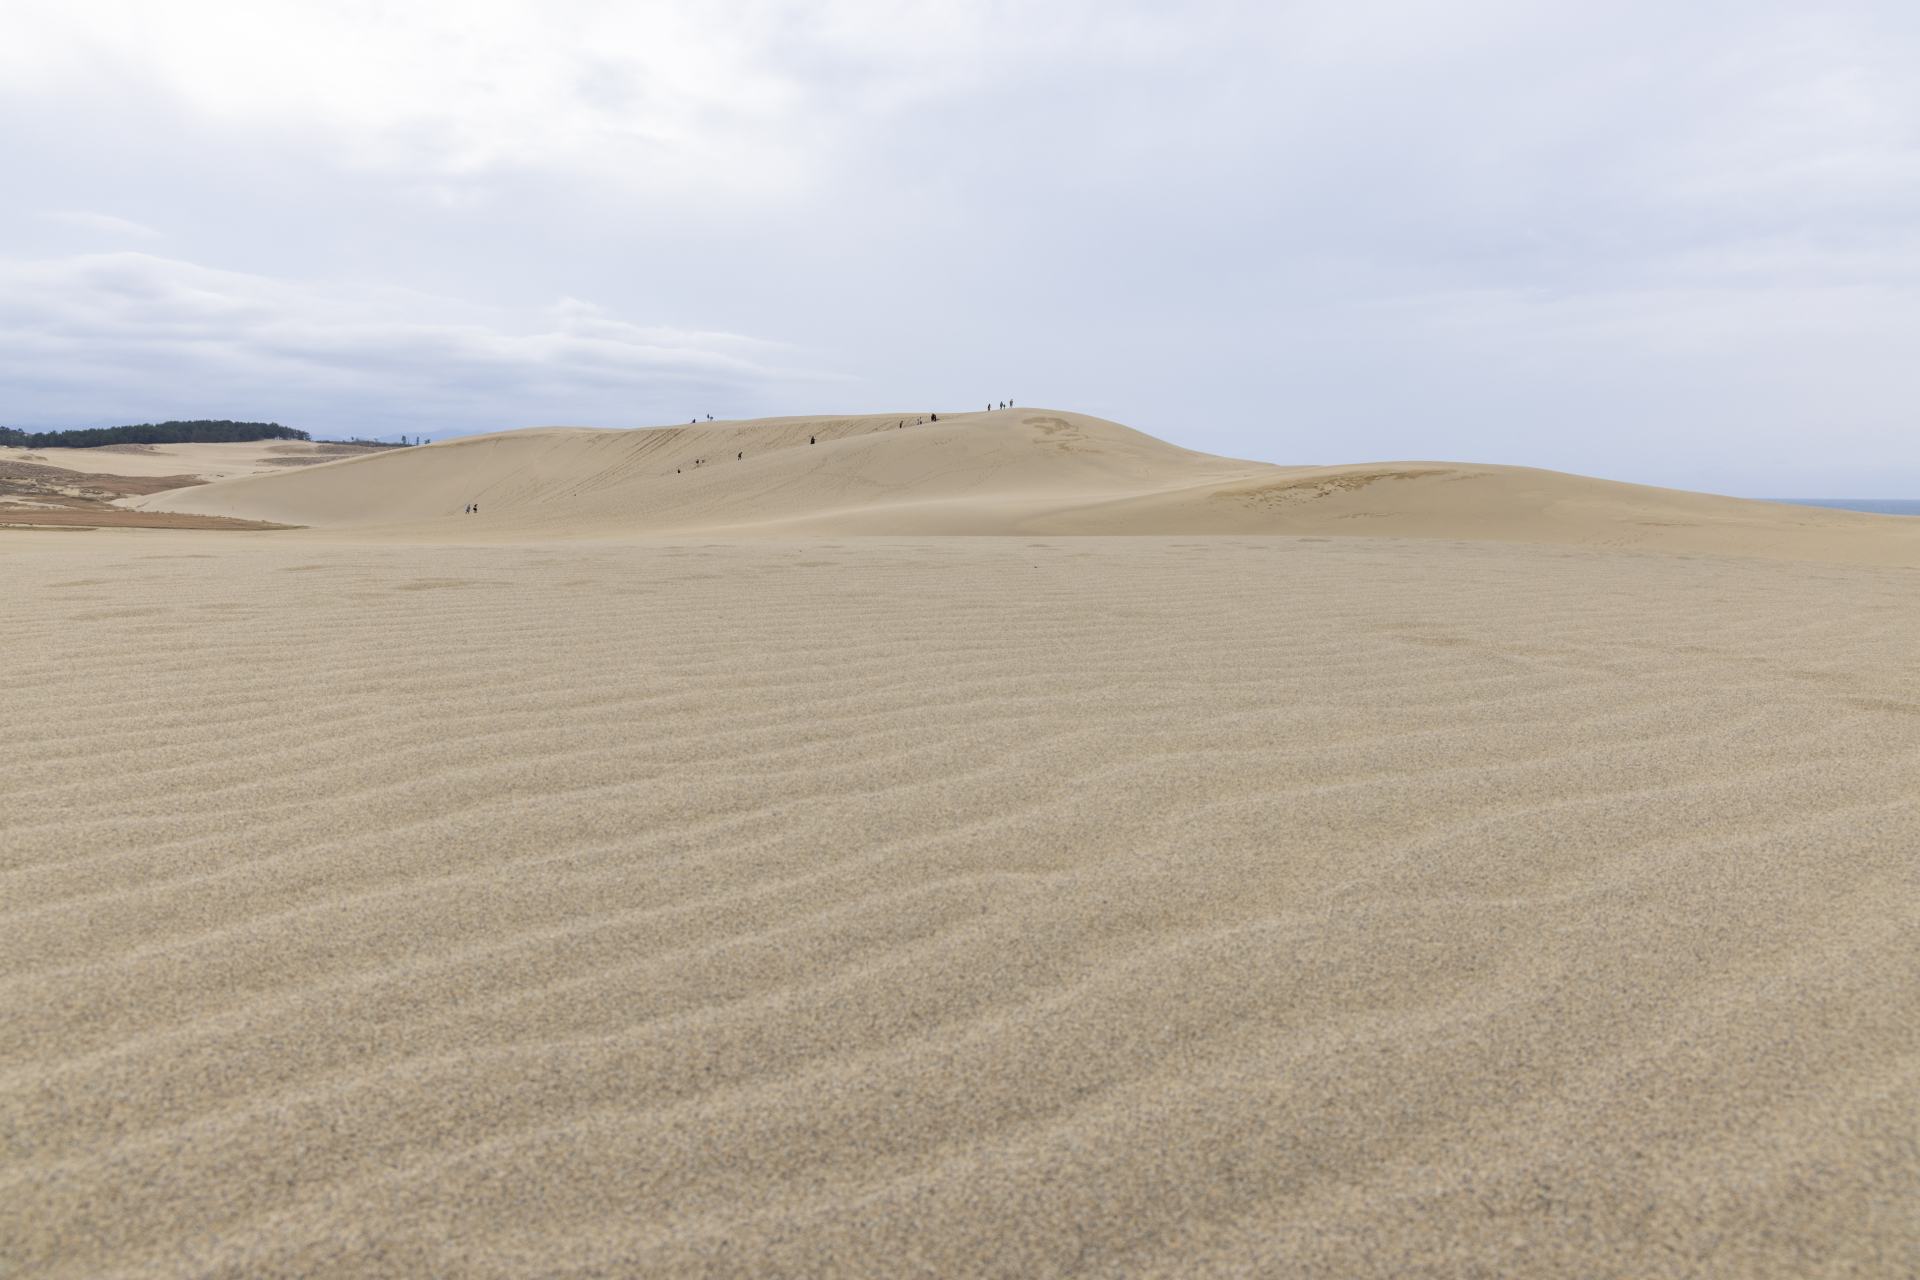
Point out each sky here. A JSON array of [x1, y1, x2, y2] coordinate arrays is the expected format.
[[3, 0, 1918, 494]]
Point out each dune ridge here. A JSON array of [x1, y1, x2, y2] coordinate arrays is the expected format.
[[131, 409, 1920, 563]]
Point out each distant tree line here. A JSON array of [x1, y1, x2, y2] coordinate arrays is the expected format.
[[0, 420, 310, 448]]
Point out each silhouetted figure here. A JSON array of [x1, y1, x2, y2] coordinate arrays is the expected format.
[[810, 436, 816, 445], [931, 414, 938, 422], [737, 451, 743, 460]]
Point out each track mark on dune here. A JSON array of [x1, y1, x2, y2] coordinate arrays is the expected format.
[[1021, 415, 1083, 450], [1221, 469, 1437, 508], [392, 578, 484, 591], [1846, 696, 1920, 716], [67, 606, 170, 621]]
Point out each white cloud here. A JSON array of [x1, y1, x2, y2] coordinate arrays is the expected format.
[[43, 210, 163, 239], [0, 253, 837, 435], [0, 1, 1221, 192], [2, 1, 1918, 486]]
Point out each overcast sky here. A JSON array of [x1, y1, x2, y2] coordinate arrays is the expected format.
[[4, 1, 1918, 493]]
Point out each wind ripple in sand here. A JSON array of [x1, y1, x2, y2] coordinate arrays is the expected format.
[[2, 535, 1917, 1278]]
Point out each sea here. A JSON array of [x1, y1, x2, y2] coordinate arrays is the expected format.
[[1767, 499, 1920, 516]]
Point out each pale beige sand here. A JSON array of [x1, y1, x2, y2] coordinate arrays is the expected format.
[[0, 458, 296, 530], [5, 439, 387, 483], [131, 411, 1920, 563], [3, 528, 1917, 1278]]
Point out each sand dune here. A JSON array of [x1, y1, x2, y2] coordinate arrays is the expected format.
[[132, 410, 1920, 562], [8, 411, 1919, 1276], [6, 439, 389, 483], [3, 531, 1915, 1277], [1, 442, 367, 530]]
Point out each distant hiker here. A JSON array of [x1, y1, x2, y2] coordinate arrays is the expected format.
[[810, 436, 816, 445], [737, 451, 743, 460], [931, 414, 938, 422]]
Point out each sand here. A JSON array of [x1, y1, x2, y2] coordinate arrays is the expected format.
[[4, 439, 391, 483], [0, 441, 386, 531], [131, 410, 1920, 562], [5, 415, 1918, 1277]]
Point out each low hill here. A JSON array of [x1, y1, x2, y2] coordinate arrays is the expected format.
[[131, 409, 1920, 562]]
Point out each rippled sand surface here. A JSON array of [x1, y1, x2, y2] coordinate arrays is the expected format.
[[4, 534, 1916, 1277]]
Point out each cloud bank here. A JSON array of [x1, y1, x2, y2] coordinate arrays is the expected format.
[[2, 1, 1917, 489], [0, 254, 823, 436]]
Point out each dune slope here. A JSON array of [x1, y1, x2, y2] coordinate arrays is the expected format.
[[132, 410, 1920, 562]]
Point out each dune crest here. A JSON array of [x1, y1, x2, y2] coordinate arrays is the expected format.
[[131, 410, 1920, 562]]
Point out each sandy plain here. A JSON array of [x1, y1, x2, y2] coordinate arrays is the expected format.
[[3, 438, 392, 482], [4, 412, 1917, 1277], [0, 440, 390, 531]]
